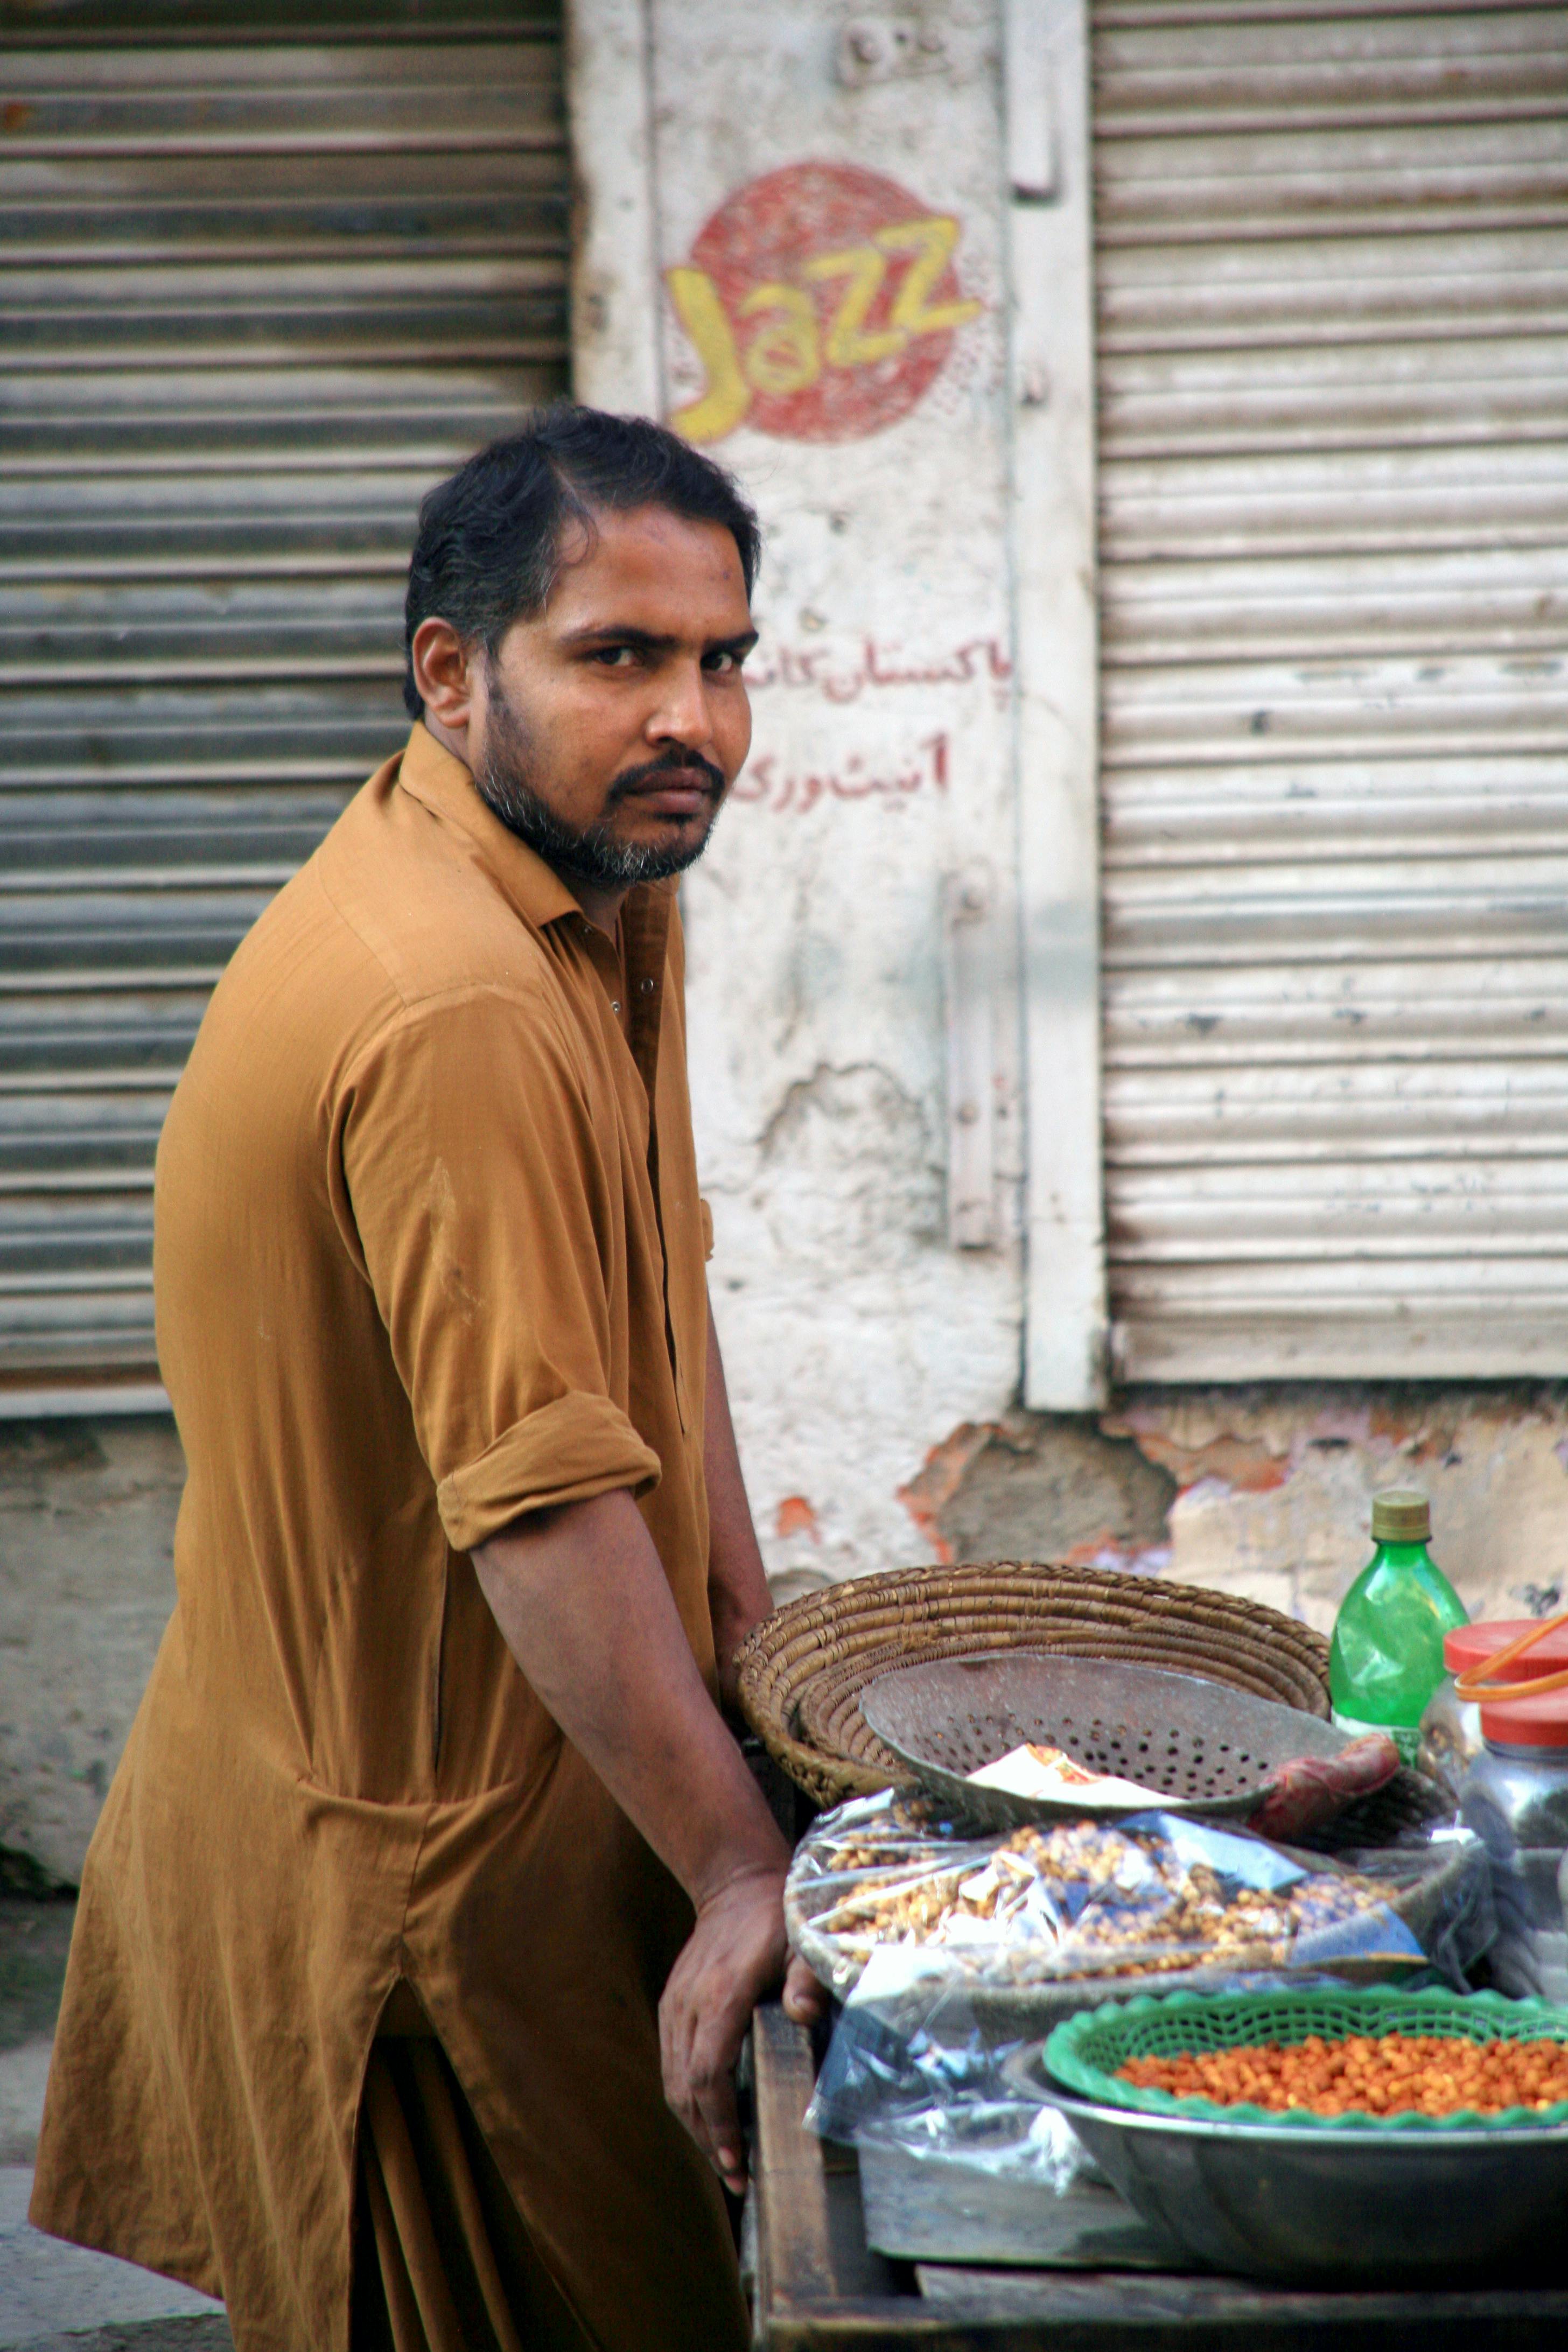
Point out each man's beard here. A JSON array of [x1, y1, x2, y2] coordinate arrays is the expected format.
[[473, 678, 727, 888]]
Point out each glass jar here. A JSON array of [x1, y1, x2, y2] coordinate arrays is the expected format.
[[1420, 1620, 1568, 1802], [1459, 1687, 1568, 2004]]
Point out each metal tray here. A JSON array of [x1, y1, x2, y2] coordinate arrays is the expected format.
[[860, 1653, 1350, 1829], [855, 2134, 1186, 2271], [1013, 2064, 1568, 2287]]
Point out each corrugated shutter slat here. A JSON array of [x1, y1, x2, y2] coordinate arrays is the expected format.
[[0, 2, 568, 1403], [1094, 0, 1568, 1380]]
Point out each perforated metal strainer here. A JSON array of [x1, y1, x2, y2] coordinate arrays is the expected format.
[[859, 1652, 1350, 1828]]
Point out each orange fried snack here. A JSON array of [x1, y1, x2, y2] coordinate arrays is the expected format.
[[1118, 2032, 1568, 2118]]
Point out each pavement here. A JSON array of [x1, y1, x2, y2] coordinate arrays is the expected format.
[[0, 1901, 231, 2351]]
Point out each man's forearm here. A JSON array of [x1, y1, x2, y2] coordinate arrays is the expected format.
[[473, 1488, 787, 1908], [703, 1297, 773, 1703]]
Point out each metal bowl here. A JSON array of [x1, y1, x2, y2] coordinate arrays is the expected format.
[[1012, 2060, 1568, 2286], [860, 1652, 1350, 1830]]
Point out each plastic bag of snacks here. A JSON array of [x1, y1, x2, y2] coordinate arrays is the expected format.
[[785, 1790, 1494, 2001]]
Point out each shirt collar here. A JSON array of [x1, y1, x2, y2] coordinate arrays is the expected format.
[[395, 720, 584, 933]]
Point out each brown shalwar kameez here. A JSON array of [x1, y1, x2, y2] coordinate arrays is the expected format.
[[30, 725, 748, 2352]]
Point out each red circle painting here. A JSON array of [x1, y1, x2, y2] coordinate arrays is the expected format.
[[666, 161, 982, 446]]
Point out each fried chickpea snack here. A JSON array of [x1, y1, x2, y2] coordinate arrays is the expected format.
[[811, 1815, 1398, 1982], [1118, 2032, 1568, 2117]]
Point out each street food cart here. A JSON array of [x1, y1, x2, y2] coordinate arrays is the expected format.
[[738, 1566, 1568, 2348], [746, 2005, 1568, 2349]]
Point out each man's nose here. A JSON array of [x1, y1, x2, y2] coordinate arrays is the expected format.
[[645, 660, 712, 748]]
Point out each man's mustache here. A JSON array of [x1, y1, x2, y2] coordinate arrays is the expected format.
[[606, 751, 727, 805]]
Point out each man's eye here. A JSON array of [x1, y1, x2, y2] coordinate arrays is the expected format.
[[704, 650, 743, 675], [592, 646, 637, 668]]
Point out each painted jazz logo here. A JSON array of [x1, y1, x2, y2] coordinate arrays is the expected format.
[[666, 160, 983, 446]]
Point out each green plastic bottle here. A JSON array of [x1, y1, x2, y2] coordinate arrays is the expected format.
[[1328, 1488, 1468, 1766]]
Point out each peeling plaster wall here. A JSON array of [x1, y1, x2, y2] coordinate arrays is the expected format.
[[11, 1385, 1568, 1885], [0, 1418, 183, 1887], [932, 1412, 1175, 1574], [617, 2, 1568, 1653], [6, 4, 1568, 1889], [650, 1, 1028, 1600], [587, 0, 1568, 1649], [1106, 1388, 1568, 1640], [0, 1, 1029, 1883], [940, 1388, 1568, 1647]]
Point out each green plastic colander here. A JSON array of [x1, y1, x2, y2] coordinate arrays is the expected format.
[[1043, 1985, 1568, 2133]]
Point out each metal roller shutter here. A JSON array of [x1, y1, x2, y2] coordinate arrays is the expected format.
[[1093, 0, 1568, 1380], [0, 0, 568, 1409]]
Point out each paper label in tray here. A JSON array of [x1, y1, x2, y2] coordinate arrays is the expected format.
[[966, 1741, 1168, 1807]]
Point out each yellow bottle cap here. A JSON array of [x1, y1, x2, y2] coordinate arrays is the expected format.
[[1370, 1488, 1431, 1544]]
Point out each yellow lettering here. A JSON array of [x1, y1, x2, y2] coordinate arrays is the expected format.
[[738, 282, 821, 396], [802, 243, 907, 368], [664, 267, 751, 444], [876, 216, 983, 339]]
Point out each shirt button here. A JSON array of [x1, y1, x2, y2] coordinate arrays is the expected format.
[[611, 1000, 622, 1015], [639, 977, 655, 996]]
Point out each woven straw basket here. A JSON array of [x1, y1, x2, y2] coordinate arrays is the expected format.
[[736, 1559, 1331, 1809]]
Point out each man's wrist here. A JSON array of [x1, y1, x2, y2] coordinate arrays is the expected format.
[[688, 1827, 790, 1916], [710, 1591, 768, 1677], [691, 1857, 787, 1917], [711, 1574, 769, 1628]]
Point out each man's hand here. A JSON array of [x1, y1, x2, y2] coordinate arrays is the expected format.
[[659, 1866, 827, 2194]]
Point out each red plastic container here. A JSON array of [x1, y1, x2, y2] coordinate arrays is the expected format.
[[1443, 1619, 1568, 1676]]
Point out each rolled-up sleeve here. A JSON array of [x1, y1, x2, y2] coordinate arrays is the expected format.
[[332, 983, 662, 1553]]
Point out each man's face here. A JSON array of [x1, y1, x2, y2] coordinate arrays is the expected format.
[[466, 505, 755, 890]]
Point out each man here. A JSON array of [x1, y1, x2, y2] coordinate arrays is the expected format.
[[32, 408, 824, 2351]]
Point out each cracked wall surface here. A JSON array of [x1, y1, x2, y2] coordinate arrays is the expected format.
[[8, 2, 1568, 1880], [937, 1385, 1568, 1642], [12, 1384, 1568, 1881], [1106, 1386, 1568, 1637], [933, 1413, 1176, 1573], [670, 0, 1028, 1608], [0, 1417, 183, 1887]]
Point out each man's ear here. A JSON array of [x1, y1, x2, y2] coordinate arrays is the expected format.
[[411, 618, 477, 733]]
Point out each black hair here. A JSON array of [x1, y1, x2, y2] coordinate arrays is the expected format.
[[402, 403, 762, 719]]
